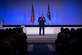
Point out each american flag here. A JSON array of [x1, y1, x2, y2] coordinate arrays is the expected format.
[[30, 4, 35, 25]]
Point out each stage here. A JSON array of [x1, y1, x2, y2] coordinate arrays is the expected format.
[[3, 25, 82, 35], [3, 25, 82, 44]]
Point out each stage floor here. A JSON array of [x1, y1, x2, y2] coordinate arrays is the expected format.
[[27, 34, 57, 43]]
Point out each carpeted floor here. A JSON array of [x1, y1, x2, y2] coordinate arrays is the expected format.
[[27, 44, 55, 55]]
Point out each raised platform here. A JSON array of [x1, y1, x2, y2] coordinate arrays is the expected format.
[[3, 25, 82, 35], [3, 25, 82, 27], [27, 34, 57, 44]]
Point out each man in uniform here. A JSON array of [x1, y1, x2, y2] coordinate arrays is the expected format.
[[38, 16, 46, 35]]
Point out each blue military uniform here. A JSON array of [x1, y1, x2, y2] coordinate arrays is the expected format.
[[38, 16, 46, 35]]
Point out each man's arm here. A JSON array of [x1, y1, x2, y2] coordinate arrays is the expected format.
[[38, 17, 40, 22], [43, 17, 46, 22]]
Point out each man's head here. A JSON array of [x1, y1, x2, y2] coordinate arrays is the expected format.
[[61, 27, 64, 32]]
